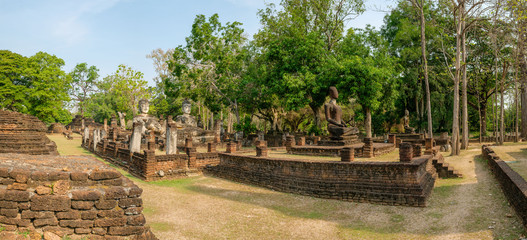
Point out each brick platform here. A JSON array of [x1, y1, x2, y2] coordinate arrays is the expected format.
[[207, 153, 438, 207], [289, 142, 395, 157]]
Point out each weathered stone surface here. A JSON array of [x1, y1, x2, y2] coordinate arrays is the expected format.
[[124, 207, 143, 215], [48, 172, 69, 181], [92, 227, 107, 235], [70, 172, 88, 181], [0, 200, 18, 209], [127, 215, 146, 226], [56, 211, 80, 220], [75, 227, 92, 234], [89, 170, 121, 181], [21, 210, 54, 219], [97, 209, 124, 218], [0, 208, 18, 218], [104, 187, 127, 200], [34, 217, 59, 227], [0, 167, 9, 178], [95, 200, 117, 210], [80, 210, 98, 220], [43, 231, 61, 240], [52, 180, 70, 195], [7, 182, 28, 191], [42, 226, 74, 237], [71, 190, 102, 201], [31, 195, 70, 211], [35, 185, 52, 195], [4, 190, 30, 202], [108, 226, 145, 236], [17, 202, 29, 210], [128, 187, 143, 197], [94, 217, 127, 227], [59, 219, 94, 228], [71, 201, 94, 210], [118, 198, 142, 208], [31, 171, 48, 181]]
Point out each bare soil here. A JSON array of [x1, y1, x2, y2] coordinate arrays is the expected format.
[[49, 134, 526, 240]]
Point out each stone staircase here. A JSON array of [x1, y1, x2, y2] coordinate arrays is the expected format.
[[432, 154, 463, 178]]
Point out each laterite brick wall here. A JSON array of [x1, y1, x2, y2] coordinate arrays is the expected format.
[[208, 153, 437, 207], [482, 145, 527, 230], [0, 154, 156, 239]]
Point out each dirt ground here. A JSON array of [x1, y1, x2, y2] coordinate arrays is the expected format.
[[48, 134, 526, 240]]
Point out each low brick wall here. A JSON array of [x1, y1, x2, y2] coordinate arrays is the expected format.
[[86, 139, 220, 181], [207, 153, 437, 207], [289, 143, 395, 157], [482, 145, 527, 230], [0, 154, 156, 239]]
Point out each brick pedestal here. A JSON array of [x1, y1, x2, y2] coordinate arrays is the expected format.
[[341, 147, 354, 162], [396, 139, 403, 148], [413, 144, 422, 157], [389, 134, 396, 144], [285, 136, 295, 153], [226, 142, 237, 153], [399, 142, 413, 162], [208, 142, 216, 153], [297, 137, 305, 146], [363, 138, 374, 158]]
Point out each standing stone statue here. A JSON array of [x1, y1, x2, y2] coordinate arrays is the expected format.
[[118, 112, 127, 130], [129, 121, 144, 153], [93, 129, 100, 151], [324, 86, 359, 139], [166, 117, 179, 154], [83, 127, 89, 145]]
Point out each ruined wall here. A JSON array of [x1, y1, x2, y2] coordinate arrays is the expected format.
[[482, 145, 527, 230], [208, 153, 437, 207], [0, 154, 156, 239], [0, 110, 58, 155], [87, 138, 220, 181]]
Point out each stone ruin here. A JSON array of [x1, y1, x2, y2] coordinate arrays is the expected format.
[[0, 110, 157, 239], [0, 154, 157, 239], [0, 110, 58, 155], [47, 123, 65, 134], [66, 115, 102, 134], [287, 87, 395, 158]]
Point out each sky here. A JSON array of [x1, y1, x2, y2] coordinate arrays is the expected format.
[[0, 0, 394, 87]]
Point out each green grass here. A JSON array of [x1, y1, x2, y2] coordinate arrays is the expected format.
[[150, 222, 174, 232]]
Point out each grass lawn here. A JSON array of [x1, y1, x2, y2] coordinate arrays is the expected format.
[[48, 134, 526, 240]]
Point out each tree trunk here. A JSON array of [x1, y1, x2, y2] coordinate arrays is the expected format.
[[310, 104, 322, 130], [461, 19, 469, 149], [522, 83, 527, 138], [500, 80, 505, 145], [479, 103, 487, 138], [365, 107, 372, 138], [451, 7, 462, 156]]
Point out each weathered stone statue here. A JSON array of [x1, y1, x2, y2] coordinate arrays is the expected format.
[[117, 112, 126, 130], [403, 109, 416, 134], [324, 86, 359, 139], [175, 99, 197, 128], [132, 99, 164, 137]]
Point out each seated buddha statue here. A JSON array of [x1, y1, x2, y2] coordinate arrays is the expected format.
[[324, 86, 359, 139]]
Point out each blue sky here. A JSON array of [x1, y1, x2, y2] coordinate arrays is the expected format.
[[0, 0, 394, 86]]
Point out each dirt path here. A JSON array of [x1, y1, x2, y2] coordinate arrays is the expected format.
[[49, 134, 526, 239]]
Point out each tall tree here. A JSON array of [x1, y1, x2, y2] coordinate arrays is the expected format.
[[69, 63, 99, 116], [408, 0, 433, 137]]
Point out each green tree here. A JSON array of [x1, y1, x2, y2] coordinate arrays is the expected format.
[[69, 63, 99, 116]]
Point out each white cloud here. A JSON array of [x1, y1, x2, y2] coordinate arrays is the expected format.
[[49, 0, 123, 46]]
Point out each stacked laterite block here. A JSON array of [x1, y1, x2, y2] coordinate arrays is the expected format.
[[340, 147, 354, 162], [226, 141, 237, 154], [285, 136, 295, 153], [0, 154, 157, 239], [256, 141, 268, 157], [0, 110, 58, 155], [399, 142, 413, 162], [362, 138, 374, 158], [297, 137, 305, 146], [413, 144, 422, 157]]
